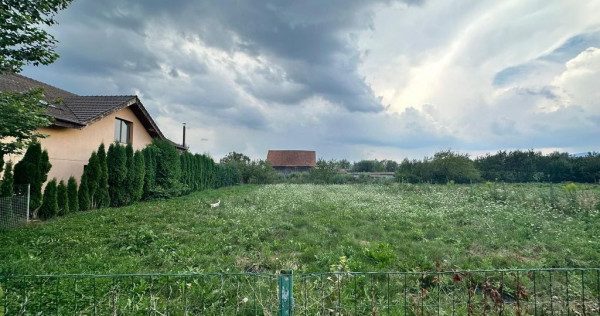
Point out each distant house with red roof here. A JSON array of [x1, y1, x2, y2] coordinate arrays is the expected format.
[[266, 150, 316, 174]]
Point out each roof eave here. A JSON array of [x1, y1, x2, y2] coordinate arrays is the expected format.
[[77, 96, 166, 140]]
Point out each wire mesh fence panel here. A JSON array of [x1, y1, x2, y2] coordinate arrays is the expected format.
[[1, 269, 599, 315], [0, 185, 29, 230], [294, 269, 600, 315], [0, 273, 278, 316]]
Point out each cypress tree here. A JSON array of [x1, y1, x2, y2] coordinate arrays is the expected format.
[[95, 143, 110, 208], [180, 154, 187, 192], [0, 161, 14, 197], [107, 143, 127, 206], [40, 150, 51, 183], [124, 143, 134, 204], [57, 180, 69, 216], [85, 151, 101, 208], [142, 146, 157, 199], [187, 153, 194, 188], [38, 179, 58, 220], [67, 176, 78, 213], [78, 172, 90, 211], [132, 150, 146, 202], [13, 142, 46, 211], [153, 139, 181, 197]]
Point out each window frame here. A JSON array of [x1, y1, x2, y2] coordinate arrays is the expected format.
[[114, 118, 132, 144]]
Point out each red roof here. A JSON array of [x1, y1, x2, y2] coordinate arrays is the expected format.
[[266, 150, 316, 167]]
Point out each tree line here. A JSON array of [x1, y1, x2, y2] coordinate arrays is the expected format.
[[0, 139, 239, 220], [319, 150, 600, 184]]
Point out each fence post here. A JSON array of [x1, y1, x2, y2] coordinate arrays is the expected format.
[[278, 270, 293, 316], [26, 184, 30, 223]]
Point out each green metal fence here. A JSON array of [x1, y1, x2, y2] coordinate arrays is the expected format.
[[0, 273, 278, 315], [294, 269, 600, 315], [1, 268, 599, 315]]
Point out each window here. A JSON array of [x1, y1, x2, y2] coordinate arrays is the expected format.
[[114, 118, 132, 144]]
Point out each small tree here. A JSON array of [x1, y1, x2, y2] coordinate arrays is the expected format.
[[56, 180, 68, 216], [95, 143, 110, 208], [40, 149, 52, 183], [142, 145, 157, 199], [38, 178, 58, 220], [67, 176, 78, 213], [220, 152, 251, 183], [124, 143, 135, 204], [13, 142, 51, 211], [310, 159, 338, 184], [153, 139, 182, 197], [107, 142, 127, 206], [132, 150, 146, 202], [0, 161, 14, 197], [85, 151, 101, 208], [78, 172, 90, 211]]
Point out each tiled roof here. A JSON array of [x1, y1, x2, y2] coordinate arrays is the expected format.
[[63, 95, 136, 124], [0, 74, 136, 125], [0, 73, 188, 149], [266, 150, 316, 167], [0, 73, 81, 126], [0, 73, 76, 100]]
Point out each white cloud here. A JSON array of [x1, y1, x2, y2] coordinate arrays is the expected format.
[[553, 47, 600, 109]]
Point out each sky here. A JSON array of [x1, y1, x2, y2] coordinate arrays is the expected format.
[[22, 0, 600, 162]]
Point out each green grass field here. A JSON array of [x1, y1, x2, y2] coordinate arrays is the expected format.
[[1, 183, 599, 275]]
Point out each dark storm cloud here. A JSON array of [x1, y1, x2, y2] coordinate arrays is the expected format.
[[48, 0, 423, 114]]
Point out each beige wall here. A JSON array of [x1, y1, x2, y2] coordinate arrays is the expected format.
[[4, 107, 154, 184]]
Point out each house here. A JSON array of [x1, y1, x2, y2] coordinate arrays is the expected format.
[[0, 73, 184, 183], [266, 150, 316, 174]]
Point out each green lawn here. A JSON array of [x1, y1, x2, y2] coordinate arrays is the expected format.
[[1, 183, 599, 275]]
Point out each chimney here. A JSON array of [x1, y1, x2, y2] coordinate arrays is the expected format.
[[182, 123, 186, 148]]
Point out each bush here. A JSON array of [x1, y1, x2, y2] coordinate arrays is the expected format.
[[142, 146, 157, 199], [132, 150, 145, 202], [107, 142, 127, 206], [95, 143, 110, 208], [0, 161, 14, 197], [152, 139, 181, 197], [38, 178, 58, 220], [57, 180, 68, 216], [247, 160, 278, 184], [85, 151, 100, 208], [124, 143, 135, 204], [13, 142, 51, 211], [78, 172, 90, 211], [67, 176, 78, 213]]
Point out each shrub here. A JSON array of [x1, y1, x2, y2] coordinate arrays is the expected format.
[[0, 161, 14, 197], [142, 146, 157, 199], [78, 172, 90, 211], [95, 143, 110, 208], [247, 160, 278, 184], [124, 143, 135, 204], [67, 176, 78, 213], [152, 139, 181, 197], [57, 180, 68, 216], [132, 150, 145, 202], [38, 178, 58, 220], [107, 142, 127, 206], [13, 142, 51, 211], [85, 151, 100, 208]]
